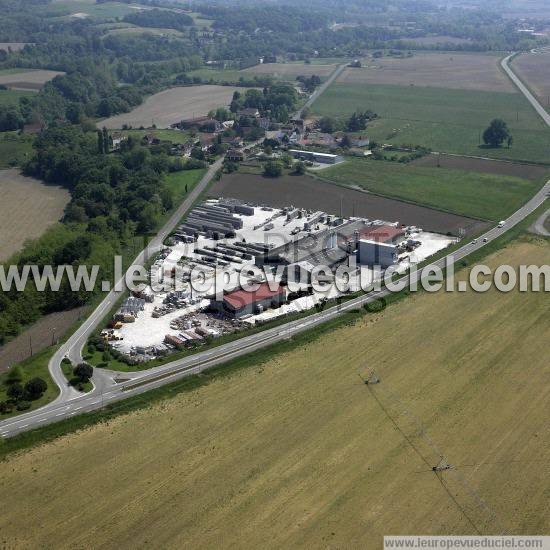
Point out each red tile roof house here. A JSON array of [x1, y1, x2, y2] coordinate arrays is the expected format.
[[210, 282, 285, 318]]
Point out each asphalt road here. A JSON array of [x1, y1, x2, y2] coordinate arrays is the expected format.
[[501, 54, 550, 126], [0, 60, 548, 438]]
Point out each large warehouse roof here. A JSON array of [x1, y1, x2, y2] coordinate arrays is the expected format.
[[224, 282, 284, 310]]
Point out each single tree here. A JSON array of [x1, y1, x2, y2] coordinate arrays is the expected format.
[[293, 161, 306, 175], [24, 377, 47, 400], [7, 383, 24, 401], [263, 161, 283, 178], [319, 116, 336, 134], [341, 134, 352, 148], [74, 363, 94, 383], [482, 119, 511, 148], [97, 130, 105, 154]]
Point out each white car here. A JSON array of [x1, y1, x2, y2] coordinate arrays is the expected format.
[[471, 239, 478, 245], [498, 221, 505, 228], [483, 237, 488, 243]]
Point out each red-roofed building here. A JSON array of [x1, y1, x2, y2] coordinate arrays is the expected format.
[[211, 282, 285, 318], [342, 225, 405, 247]]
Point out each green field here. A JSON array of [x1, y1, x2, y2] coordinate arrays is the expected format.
[[164, 167, 207, 203], [0, 89, 35, 106], [186, 67, 246, 83], [319, 157, 543, 221], [0, 132, 34, 168], [312, 83, 550, 164]]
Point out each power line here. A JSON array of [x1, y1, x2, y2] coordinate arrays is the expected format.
[[358, 369, 506, 535]]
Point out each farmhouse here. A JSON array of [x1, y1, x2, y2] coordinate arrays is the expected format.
[[210, 282, 285, 318]]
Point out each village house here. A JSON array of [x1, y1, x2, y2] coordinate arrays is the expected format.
[[199, 133, 217, 151], [226, 149, 245, 162], [111, 132, 127, 150]]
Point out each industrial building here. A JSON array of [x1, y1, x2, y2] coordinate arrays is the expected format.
[[210, 282, 286, 318], [357, 240, 398, 268], [289, 149, 342, 164], [106, 198, 455, 361]]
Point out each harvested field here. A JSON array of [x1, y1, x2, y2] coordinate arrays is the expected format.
[[0, 307, 87, 373], [0, 42, 29, 52], [242, 62, 337, 78], [512, 50, 550, 111], [0, 169, 70, 261], [0, 69, 64, 91], [338, 53, 516, 93], [412, 153, 550, 181], [0, 240, 548, 547], [100, 85, 246, 130], [210, 173, 488, 235]]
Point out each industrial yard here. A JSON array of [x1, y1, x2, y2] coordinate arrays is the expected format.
[[98, 198, 455, 366]]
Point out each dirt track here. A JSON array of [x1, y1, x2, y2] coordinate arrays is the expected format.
[[100, 85, 245, 129], [210, 173, 489, 235]]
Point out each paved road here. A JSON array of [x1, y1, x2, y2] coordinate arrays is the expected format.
[[45, 156, 226, 404], [0, 58, 548, 438], [530, 207, 550, 236], [501, 54, 550, 126], [297, 63, 347, 117]]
